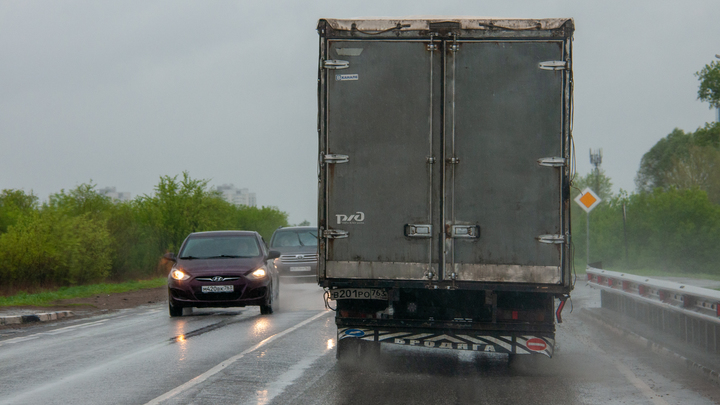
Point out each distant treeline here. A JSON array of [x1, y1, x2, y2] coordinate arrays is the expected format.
[[573, 122, 720, 274], [573, 174, 720, 275], [0, 173, 288, 291]]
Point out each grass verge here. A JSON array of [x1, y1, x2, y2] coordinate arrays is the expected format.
[[0, 277, 167, 307]]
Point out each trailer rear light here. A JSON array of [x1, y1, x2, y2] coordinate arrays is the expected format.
[[587, 273, 592, 281], [556, 295, 569, 323], [512, 311, 518, 320], [716, 303, 720, 318]]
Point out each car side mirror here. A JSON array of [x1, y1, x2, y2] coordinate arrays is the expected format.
[[267, 250, 281, 260], [163, 252, 177, 262]]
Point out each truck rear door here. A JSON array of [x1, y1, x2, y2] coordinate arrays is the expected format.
[[320, 33, 570, 287], [444, 40, 568, 284], [321, 39, 442, 281]]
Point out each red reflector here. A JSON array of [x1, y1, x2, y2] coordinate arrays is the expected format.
[[716, 303, 720, 318], [526, 338, 547, 351], [587, 274, 592, 281], [512, 311, 518, 320]]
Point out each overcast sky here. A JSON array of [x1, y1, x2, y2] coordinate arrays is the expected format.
[[1, 0, 719, 224]]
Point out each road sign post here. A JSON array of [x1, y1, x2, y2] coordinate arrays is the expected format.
[[574, 188, 602, 265]]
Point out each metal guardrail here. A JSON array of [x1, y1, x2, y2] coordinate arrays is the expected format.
[[586, 267, 720, 354]]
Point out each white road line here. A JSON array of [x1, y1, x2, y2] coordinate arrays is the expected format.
[[580, 335, 670, 405], [612, 359, 670, 405], [0, 336, 40, 346], [0, 319, 110, 347], [144, 310, 332, 405]]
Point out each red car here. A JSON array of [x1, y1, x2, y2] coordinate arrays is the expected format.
[[166, 231, 280, 317]]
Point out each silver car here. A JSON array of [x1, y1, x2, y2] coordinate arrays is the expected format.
[[268, 226, 318, 281]]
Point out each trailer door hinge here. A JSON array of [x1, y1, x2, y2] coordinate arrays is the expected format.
[[536, 234, 566, 244], [323, 229, 349, 239], [538, 60, 568, 71], [323, 154, 349, 164], [323, 59, 350, 70], [537, 157, 567, 167]]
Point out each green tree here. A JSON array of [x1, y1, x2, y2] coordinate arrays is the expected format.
[[137, 172, 224, 253], [664, 145, 720, 203], [46, 183, 112, 219], [635, 123, 720, 195], [0, 210, 112, 287], [0, 189, 38, 233], [572, 170, 613, 201], [635, 128, 693, 192], [696, 60, 720, 110], [570, 170, 616, 269]]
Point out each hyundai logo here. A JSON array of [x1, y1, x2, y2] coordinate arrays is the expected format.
[[211, 276, 224, 282]]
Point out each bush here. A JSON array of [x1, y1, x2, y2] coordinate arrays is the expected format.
[[0, 173, 289, 290], [0, 211, 112, 287]]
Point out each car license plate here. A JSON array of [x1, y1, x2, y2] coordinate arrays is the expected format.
[[290, 266, 311, 272], [201, 285, 234, 293], [328, 288, 388, 300]]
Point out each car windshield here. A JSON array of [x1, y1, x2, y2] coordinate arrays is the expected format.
[[179, 235, 260, 259], [271, 230, 318, 247]]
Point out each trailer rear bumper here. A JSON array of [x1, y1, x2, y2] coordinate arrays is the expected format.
[[337, 326, 555, 357]]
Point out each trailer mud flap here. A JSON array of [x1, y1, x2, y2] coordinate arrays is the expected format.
[[337, 327, 554, 357]]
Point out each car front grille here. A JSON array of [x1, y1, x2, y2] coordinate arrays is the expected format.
[[196, 291, 244, 301], [280, 254, 318, 264], [195, 276, 241, 282]]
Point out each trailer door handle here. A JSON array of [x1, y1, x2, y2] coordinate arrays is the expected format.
[[405, 224, 432, 238], [448, 225, 480, 239]]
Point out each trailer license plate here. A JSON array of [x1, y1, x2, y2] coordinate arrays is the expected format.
[[329, 289, 388, 300], [201, 285, 234, 293], [290, 266, 311, 272]]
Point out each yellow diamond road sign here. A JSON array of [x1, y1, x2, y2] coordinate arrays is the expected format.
[[575, 188, 601, 213]]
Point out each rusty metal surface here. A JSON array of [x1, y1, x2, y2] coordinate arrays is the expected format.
[[326, 261, 437, 280], [454, 264, 561, 284], [319, 18, 573, 32]]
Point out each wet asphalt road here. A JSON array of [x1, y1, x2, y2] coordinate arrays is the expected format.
[[1, 281, 720, 405]]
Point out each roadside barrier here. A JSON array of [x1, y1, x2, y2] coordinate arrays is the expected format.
[[586, 267, 720, 354]]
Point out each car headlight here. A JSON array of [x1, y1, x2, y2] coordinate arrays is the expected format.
[[171, 269, 190, 281], [248, 267, 267, 279]]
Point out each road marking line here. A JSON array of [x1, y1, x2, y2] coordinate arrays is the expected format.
[[143, 310, 332, 405], [0, 336, 39, 346], [0, 319, 110, 346], [578, 334, 670, 405], [612, 359, 670, 405]]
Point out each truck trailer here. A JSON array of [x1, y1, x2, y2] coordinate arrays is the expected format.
[[316, 17, 575, 360]]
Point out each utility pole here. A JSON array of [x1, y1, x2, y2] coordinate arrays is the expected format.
[[586, 149, 603, 265], [589, 148, 603, 195], [716, 55, 719, 122]]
